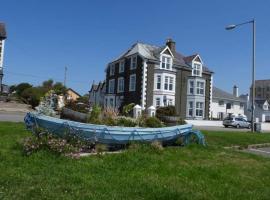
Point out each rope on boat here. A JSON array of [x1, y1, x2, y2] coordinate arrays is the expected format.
[[24, 112, 206, 146]]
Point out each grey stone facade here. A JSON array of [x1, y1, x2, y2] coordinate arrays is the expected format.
[[95, 39, 214, 119]]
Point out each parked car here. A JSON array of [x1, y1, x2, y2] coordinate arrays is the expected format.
[[223, 117, 251, 129]]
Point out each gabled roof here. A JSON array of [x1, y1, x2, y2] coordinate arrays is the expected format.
[[255, 99, 269, 106], [67, 88, 81, 97], [0, 23, 7, 39], [89, 84, 98, 92], [213, 87, 245, 102], [183, 54, 198, 63], [108, 41, 213, 73]]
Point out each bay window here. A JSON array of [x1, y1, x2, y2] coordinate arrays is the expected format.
[[188, 101, 193, 117], [156, 98, 160, 107], [164, 76, 174, 91], [189, 80, 194, 94], [196, 81, 204, 95], [156, 75, 161, 90], [196, 102, 204, 117]]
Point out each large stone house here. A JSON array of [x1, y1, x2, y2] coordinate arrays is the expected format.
[[102, 39, 213, 119], [0, 22, 7, 93]]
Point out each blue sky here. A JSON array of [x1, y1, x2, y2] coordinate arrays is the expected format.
[[1, 0, 270, 95]]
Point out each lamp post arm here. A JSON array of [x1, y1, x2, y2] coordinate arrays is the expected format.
[[235, 20, 254, 28]]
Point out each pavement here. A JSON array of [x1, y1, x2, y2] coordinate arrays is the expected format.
[[244, 147, 270, 158], [0, 111, 26, 122], [0, 102, 31, 122]]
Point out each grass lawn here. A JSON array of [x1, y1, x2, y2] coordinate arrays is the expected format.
[[1, 122, 270, 200]]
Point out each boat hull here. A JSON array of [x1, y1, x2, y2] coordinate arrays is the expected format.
[[24, 112, 194, 145]]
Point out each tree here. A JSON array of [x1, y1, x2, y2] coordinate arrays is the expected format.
[[42, 79, 54, 92], [21, 87, 45, 108], [53, 82, 66, 95], [15, 83, 32, 96], [76, 94, 89, 105]]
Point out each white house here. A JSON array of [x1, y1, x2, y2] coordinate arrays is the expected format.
[[211, 86, 245, 120], [89, 81, 106, 108]]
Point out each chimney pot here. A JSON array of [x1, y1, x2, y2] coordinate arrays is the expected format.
[[166, 38, 176, 54]]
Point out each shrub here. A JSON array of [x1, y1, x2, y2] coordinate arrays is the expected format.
[[103, 117, 117, 126], [15, 83, 32, 96], [122, 103, 135, 116], [66, 101, 89, 113], [95, 144, 108, 154], [102, 107, 119, 119], [150, 141, 163, 151], [156, 106, 176, 118], [176, 118, 187, 125], [144, 117, 163, 128], [22, 132, 83, 156], [87, 105, 102, 124], [117, 117, 137, 127], [21, 87, 45, 108]]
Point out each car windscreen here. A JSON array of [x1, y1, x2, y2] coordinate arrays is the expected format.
[[224, 117, 234, 120]]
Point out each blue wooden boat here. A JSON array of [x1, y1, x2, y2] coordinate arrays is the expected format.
[[24, 112, 205, 145]]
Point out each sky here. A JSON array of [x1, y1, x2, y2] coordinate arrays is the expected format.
[[1, 0, 270, 95]]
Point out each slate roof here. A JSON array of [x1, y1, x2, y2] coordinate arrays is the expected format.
[[255, 99, 268, 106], [109, 41, 213, 73], [90, 84, 98, 92], [254, 79, 270, 87], [0, 23, 7, 39], [213, 87, 245, 102]]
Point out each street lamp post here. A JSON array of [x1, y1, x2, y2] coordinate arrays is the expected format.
[[225, 19, 256, 132]]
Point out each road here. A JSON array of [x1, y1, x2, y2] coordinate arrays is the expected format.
[[194, 126, 251, 132], [0, 111, 26, 122]]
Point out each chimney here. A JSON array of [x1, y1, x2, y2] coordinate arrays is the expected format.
[[233, 85, 239, 97], [166, 38, 176, 54]]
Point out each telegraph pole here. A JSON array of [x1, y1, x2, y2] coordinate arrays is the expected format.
[[64, 66, 67, 87]]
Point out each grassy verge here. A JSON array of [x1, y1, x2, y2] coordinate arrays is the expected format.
[[0, 122, 270, 200]]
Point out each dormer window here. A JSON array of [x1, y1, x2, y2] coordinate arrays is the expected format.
[[161, 55, 172, 70], [192, 63, 202, 76]]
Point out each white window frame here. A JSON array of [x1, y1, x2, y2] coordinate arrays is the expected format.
[[156, 75, 161, 90], [119, 60, 125, 73], [160, 55, 172, 70], [129, 74, 136, 91], [168, 99, 173, 106], [164, 76, 174, 91], [130, 56, 137, 70], [110, 64, 115, 76], [156, 98, 161, 107], [169, 77, 174, 91], [189, 80, 194, 94], [196, 81, 205, 95], [188, 101, 194, 117], [195, 101, 204, 117], [117, 77, 124, 93], [108, 79, 115, 94], [192, 62, 202, 77]]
